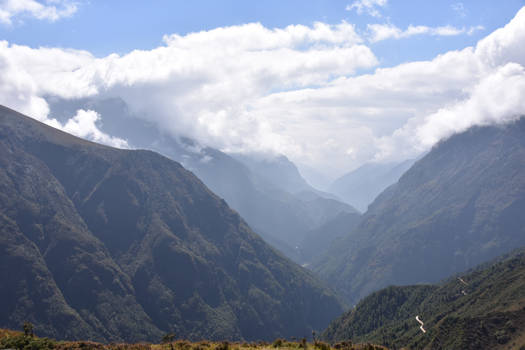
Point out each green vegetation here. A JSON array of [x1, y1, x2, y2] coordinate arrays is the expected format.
[[0, 105, 343, 342], [0, 328, 55, 350], [0, 327, 385, 350], [323, 248, 525, 349]]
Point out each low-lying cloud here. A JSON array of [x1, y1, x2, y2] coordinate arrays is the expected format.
[[46, 109, 129, 148], [0, 7, 525, 177]]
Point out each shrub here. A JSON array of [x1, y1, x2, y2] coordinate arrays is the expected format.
[[162, 334, 176, 344], [23, 322, 34, 338], [0, 334, 55, 350], [215, 341, 229, 350], [272, 339, 284, 348], [313, 341, 330, 350]]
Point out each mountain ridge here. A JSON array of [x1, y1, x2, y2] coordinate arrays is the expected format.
[[0, 104, 344, 342], [46, 97, 358, 262], [314, 118, 525, 305]]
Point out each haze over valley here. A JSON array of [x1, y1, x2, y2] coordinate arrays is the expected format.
[[1, 1, 525, 349]]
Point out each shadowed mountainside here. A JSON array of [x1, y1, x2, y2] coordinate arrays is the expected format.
[[0, 105, 344, 342]]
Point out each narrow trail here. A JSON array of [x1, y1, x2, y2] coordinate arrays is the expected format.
[[458, 277, 469, 295], [416, 315, 426, 333], [411, 277, 473, 338]]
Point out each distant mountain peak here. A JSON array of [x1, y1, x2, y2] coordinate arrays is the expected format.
[[329, 159, 416, 212]]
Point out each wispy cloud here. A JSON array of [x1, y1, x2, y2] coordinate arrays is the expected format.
[[346, 0, 387, 18], [451, 2, 467, 18], [367, 23, 484, 43], [0, 0, 77, 25]]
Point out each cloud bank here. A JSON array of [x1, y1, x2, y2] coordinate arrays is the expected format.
[[0, 7, 525, 176]]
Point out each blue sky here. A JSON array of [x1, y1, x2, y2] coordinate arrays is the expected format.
[[1, 1, 525, 180], [2, 0, 524, 64]]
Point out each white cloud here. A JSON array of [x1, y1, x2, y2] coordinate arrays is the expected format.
[[415, 63, 525, 147], [59, 109, 129, 148], [0, 7, 525, 177], [241, 45, 485, 171], [0, 0, 77, 25], [475, 9, 525, 68], [0, 21, 378, 169], [163, 21, 363, 50], [371, 7, 525, 162], [0, 40, 93, 119], [346, 0, 387, 18], [367, 23, 484, 43]]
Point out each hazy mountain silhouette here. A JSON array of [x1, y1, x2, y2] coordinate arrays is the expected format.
[[299, 212, 361, 266], [329, 160, 415, 212], [47, 98, 357, 262], [233, 154, 315, 195], [0, 105, 344, 342], [314, 119, 525, 305]]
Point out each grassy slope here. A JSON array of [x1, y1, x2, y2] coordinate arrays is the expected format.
[[322, 249, 525, 350], [0, 329, 387, 350]]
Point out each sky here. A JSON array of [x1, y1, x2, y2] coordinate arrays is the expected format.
[[1, 0, 525, 180]]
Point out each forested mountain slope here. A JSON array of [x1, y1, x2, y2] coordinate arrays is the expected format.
[[323, 248, 525, 350]]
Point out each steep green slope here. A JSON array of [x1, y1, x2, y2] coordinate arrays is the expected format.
[[0, 105, 343, 342], [0, 119, 158, 342], [322, 248, 525, 350], [314, 119, 525, 305]]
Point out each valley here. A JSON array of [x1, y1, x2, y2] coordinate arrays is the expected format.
[[0, 105, 343, 342], [2, 3, 525, 348], [2, 103, 525, 349]]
